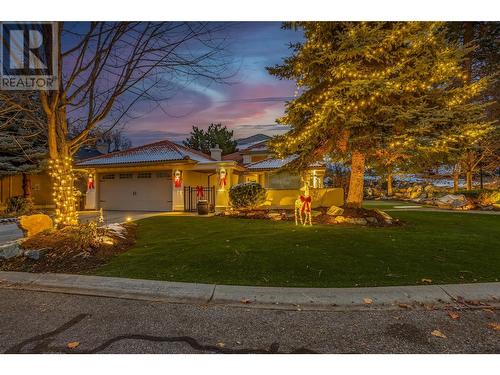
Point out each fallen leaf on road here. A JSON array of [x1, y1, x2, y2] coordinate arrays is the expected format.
[[448, 312, 460, 320], [488, 322, 500, 331], [431, 330, 447, 339], [363, 298, 373, 305], [240, 298, 251, 304], [216, 342, 225, 348], [421, 278, 432, 284], [67, 341, 80, 349], [398, 303, 412, 309]]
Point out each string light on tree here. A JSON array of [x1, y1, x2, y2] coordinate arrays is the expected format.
[[48, 156, 79, 227]]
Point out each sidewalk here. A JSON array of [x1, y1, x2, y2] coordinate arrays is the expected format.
[[0, 271, 498, 310]]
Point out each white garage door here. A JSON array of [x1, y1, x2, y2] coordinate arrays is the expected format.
[[98, 171, 173, 211]]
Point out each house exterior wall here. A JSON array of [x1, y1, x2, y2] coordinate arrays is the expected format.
[[262, 187, 344, 209], [0, 172, 53, 209]]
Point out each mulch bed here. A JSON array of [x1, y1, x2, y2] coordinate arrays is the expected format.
[[0, 223, 136, 274], [314, 207, 401, 227], [222, 206, 402, 227]]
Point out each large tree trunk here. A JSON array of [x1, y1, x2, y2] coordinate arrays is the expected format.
[[453, 171, 459, 193], [387, 172, 393, 197], [22, 173, 32, 200], [466, 170, 473, 191], [346, 150, 366, 208]]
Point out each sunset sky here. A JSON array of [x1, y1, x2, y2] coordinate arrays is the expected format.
[[85, 22, 304, 146]]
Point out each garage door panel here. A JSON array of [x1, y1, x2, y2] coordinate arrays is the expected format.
[[98, 171, 172, 211]]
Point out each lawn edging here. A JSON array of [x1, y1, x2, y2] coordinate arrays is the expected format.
[[0, 271, 498, 310]]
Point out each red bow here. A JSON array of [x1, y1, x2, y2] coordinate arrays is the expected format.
[[300, 195, 312, 213], [196, 185, 204, 198], [219, 176, 227, 187], [87, 178, 95, 190]]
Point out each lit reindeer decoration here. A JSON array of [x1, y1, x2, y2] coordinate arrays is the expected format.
[[294, 183, 312, 226]]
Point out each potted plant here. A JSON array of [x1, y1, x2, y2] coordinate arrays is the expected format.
[[197, 199, 209, 215]]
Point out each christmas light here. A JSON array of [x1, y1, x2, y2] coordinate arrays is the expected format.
[[48, 156, 79, 227]]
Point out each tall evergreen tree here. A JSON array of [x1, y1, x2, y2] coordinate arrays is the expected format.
[[268, 22, 493, 208]]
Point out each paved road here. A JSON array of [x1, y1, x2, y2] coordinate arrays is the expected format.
[[0, 289, 498, 354], [0, 223, 22, 243]]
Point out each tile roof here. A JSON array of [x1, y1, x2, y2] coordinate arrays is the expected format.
[[245, 155, 325, 171], [245, 155, 298, 170], [76, 140, 215, 167], [222, 140, 269, 163]]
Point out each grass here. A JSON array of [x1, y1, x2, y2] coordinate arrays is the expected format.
[[95, 211, 500, 288]]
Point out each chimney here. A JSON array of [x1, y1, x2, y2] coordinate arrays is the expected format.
[[210, 144, 222, 161]]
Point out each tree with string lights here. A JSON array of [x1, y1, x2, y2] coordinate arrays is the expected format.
[[1, 22, 232, 226], [268, 22, 493, 208]]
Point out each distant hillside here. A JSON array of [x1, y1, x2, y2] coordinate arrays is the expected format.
[[236, 133, 271, 148]]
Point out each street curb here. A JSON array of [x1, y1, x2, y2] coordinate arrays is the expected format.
[[0, 271, 498, 310]]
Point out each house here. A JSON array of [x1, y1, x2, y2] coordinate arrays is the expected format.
[[0, 145, 105, 211], [77, 138, 344, 212]]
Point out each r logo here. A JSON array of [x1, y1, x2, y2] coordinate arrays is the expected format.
[[0, 22, 58, 90]]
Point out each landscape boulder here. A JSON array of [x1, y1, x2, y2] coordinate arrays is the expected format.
[[268, 212, 282, 221], [0, 241, 23, 259], [23, 248, 48, 260], [436, 194, 468, 209], [18, 214, 53, 237], [327, 205, 344, 216], [374, 209, 394, 224], [334, 216, 368, 225], [423, 184, 434, 198], [408, 185, 423, 199]]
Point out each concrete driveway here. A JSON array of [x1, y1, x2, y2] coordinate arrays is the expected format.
[[78, 210, 167, 225], [0, 211, 166, 245]]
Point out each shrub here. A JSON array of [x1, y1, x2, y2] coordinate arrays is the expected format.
[[478, 190, 500, 206], [229, 182, 266, 209], [73, 220, 102, 250], [457, 189, 483, 199], [5, 196, 33, 215]]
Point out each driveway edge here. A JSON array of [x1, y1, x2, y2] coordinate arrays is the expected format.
[[0, 271, 498, 310]]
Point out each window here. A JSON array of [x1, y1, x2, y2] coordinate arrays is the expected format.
[[102, 174, 115, 180], [137, 172, 152, 179], [119, 173, 133, 179], [156, 172, 169, 178]]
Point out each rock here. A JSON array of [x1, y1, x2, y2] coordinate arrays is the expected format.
[[334, 216, 367, 225], [311, 210, 322, 218], [0, 241, 23, 259], [327, 205, 344, 216], [18, 214, 53, 237], [436, 194, 467, 209], [347, 217, 368, 225], [374, 209, 393, 223], [480, 205, 494, 211], [23, 248, 48, 260], [424, 185, 434, 198], [268, 213, 282, 221], [408, 185, 423, 199]]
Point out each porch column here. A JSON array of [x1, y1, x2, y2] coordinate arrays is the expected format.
[[172, 169, 184, 211], [215, 167, 231, 211], [84, 171, 97, 210]]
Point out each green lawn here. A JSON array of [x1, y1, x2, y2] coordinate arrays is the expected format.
[[95, 211, 500, 288]]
